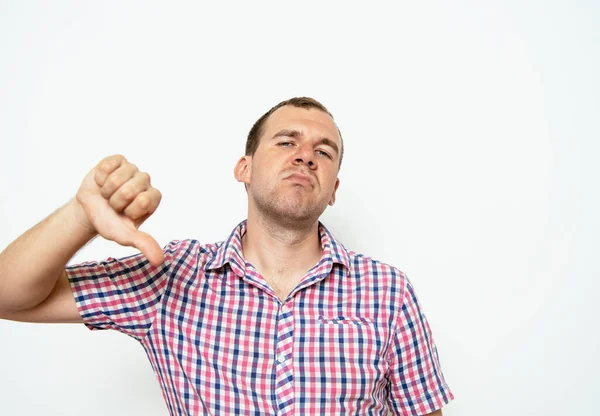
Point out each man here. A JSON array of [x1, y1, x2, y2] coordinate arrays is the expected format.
[[0, 97, 454, 415]]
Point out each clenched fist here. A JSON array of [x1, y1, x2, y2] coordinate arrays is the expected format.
[[75, 155, 164, 266]]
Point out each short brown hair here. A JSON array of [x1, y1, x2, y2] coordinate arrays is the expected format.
[[245, 97, 344, 168]]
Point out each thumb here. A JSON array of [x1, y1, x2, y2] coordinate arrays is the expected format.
[[130, 230, 165, 267]]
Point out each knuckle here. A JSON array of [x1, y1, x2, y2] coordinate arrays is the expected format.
[[125, 209, 141, 220], [99, 154, 124, 170], [107, 175, 122, 189], [137, 171, 150, 183], [137, 194, 150, 209], [109, 198, 125, 212], [97, 162, 112, 175], [120, 186, 135, 201]]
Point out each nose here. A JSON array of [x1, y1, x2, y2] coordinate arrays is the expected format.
[[293, 143, 316, 169]]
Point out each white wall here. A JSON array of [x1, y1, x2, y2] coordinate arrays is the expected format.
[[1, 1, 598, 415]]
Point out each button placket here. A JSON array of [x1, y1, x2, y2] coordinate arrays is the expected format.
[[274, 300, 295, 414]]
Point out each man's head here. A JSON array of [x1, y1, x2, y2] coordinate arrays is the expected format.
[[245, 97, 344, 169], [234, 97, 343, 228]]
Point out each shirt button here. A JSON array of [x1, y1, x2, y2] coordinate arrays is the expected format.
[[276, 354, 286, 363]]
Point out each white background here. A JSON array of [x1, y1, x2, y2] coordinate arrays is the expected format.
[[1, 1, 598, 415]]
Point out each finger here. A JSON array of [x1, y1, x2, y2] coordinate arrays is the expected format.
[[108, 172, 152, 212], [94, 155, 127, 187], [131, 230, 164, 267], [99, 163, 139, 200], [123, 188, 161, 221]]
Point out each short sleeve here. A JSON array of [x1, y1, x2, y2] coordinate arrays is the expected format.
[[65, 240, 190, 341], [387, 277, 454, 415]]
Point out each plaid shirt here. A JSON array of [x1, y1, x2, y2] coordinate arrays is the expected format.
[[66, 220, 454, 415]]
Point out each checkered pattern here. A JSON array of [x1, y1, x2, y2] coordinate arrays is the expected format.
[[66, 220, 454, 415]]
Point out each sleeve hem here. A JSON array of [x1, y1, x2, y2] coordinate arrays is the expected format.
[[65, 267, 101, 332]]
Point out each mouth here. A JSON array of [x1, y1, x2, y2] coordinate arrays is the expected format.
[[285, 172, 314, 188]]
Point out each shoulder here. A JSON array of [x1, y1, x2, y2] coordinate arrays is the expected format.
[[345, 249, 410, 300], [160, 238, 223, 266], [347, 249, 408, 283]]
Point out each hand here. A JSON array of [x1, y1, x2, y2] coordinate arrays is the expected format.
[[75, 155, 164, 266]]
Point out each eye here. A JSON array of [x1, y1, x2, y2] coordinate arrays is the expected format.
[[278, 141, 294, 147], [316, 149, 332, 159]]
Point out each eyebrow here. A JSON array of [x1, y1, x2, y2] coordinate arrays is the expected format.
[[271, 129, 340, 156]]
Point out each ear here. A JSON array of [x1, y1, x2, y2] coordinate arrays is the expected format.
[[234, 155, 252, 185], [328, 178, 340, 206]]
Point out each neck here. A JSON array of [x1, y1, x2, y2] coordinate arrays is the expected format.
[[242, 211, 322, 279]]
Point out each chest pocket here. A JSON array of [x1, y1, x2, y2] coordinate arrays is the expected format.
[[295, 315, 386, 403], [315, 315, 381, 374]]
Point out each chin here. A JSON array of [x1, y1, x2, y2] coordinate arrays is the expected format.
[[279, 201, 330, 224], [251, 188, 327, 226], [261, 202, 321, 227]]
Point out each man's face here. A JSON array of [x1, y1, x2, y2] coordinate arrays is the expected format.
[[235, 105, 341, 227]]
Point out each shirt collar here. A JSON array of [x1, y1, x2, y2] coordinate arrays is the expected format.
[[204, 220, 350, 275]]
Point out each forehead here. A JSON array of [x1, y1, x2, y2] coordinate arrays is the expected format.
[[262, 106, 341, 144]]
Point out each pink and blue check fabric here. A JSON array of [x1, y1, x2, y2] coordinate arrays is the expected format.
[[66, 221, 454, 415]]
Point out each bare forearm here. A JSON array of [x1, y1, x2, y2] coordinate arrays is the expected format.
[[0, 198, 97, 312]]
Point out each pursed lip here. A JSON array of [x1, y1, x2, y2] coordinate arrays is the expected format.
[[285, 172, 314, 188]]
